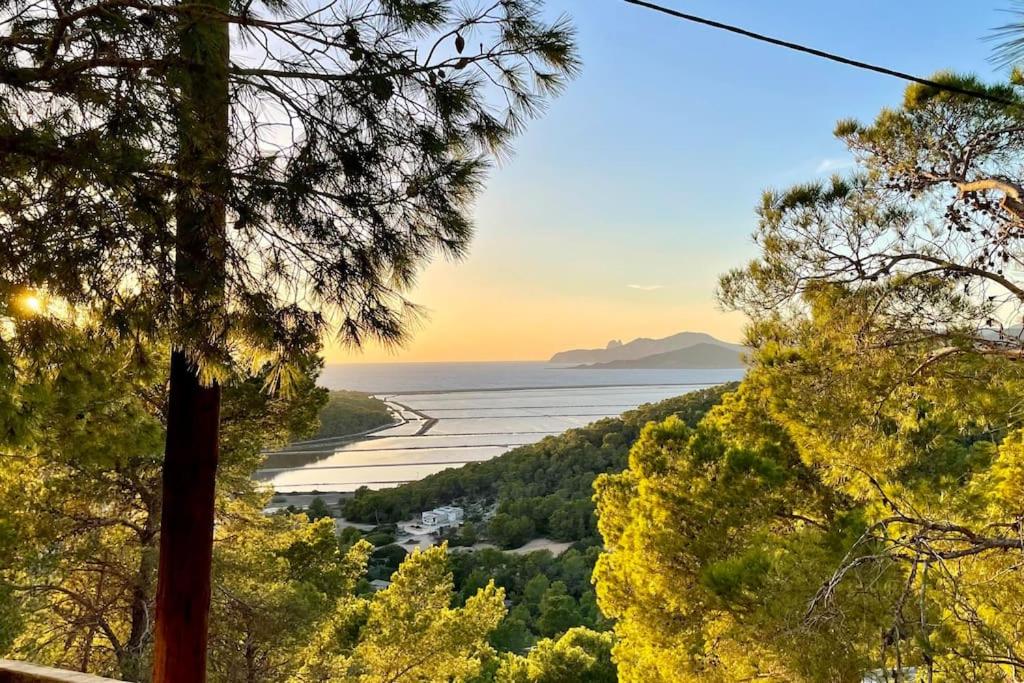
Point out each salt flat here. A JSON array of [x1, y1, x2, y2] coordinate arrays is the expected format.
[[256, 366, 744, 493]]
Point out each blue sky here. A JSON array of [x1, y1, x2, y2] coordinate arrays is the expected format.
[[335, 1, 1014, 362]]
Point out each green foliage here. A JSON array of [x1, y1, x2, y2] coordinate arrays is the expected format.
[[0, 324, 325, 680], [208, 514, 372, 683], [343, 385, 736, 544], [363, 532, 396, 547], [522, 575, 551, 610], [492, 627, 616, 683], [0, 0, 580, 369], [457, 522, 479, 547], [488, 606, 535, 654], [699, 547, 772, 602], [305, 496, 333, 521], [536, 582, 582, 638], [332, 387, 734, 676], [0, 584, 21, 655], [1, 2, 580, 679], [0, 325, 512, 682], [337, 526, 364, 550], [276, 519, 363, 601], [307, 391, 394, 440], [292, 545, 506, 683], [593, 386, 896, 682], [369, 544, 408, 572], [450, 545, 608, 654], [443, 521, 479, 547], [599, 74, 1024, 681], [488, 513, 536, 549]]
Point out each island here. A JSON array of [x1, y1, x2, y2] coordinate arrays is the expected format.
[[550, 331, 747, 369]]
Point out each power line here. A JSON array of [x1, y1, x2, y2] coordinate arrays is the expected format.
[[622, 0, 1018, 107]]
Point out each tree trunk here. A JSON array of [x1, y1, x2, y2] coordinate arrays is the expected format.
[[151, 0, 230, 677], [244, 638, 257, 683], [121, 514, 159, 681], [151, 352, 222, 682]]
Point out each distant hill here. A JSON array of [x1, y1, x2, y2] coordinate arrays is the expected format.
[[306, 391, 394, 440], [575, 343, 746, 369], [549, 332, 744, 364]]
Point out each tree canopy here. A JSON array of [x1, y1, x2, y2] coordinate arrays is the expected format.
[[0, 0, 580, 368], [0, 322, 324, 679], [307, 391, 394, 440], [0, 325, 512, 682], [292, 544, 506, 683], [596, 74, 1024, 682], [492, 627, 616, 683], [2, 2, 578, 677]]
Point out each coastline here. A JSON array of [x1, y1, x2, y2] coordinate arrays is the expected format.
[[257, 366, 745, 497]]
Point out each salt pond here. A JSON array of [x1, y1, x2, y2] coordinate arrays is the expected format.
[[256, 363, 745, 493]]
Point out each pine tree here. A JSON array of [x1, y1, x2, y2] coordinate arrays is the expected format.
[[292, 544, 506, 682], [596, 73, 1024, 680], [0, 321, 328, 680], [0, 2, 578, 679]]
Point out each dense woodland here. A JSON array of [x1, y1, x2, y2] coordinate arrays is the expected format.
[[342, 386, 731, 546], [591, 75, 1024, 681], [305, 391, 395, 440], [452, 546, 608, 655], [342, 522, 617, 662], [332, 388, 733, 666], [0, 322, 619, 682]]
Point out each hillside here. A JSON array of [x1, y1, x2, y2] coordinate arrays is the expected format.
[[549, 331, 744, 364], [342, 383, 736, 542], [307, 390, 395, 439], [576, 342, 746, 369], [338, 387, 738, 662]]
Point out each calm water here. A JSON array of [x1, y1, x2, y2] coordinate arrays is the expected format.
[[257, 362, 745, 493], [318, 361, 743, 393]]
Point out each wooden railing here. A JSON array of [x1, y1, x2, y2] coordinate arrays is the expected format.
[[0, 660, 124, 683]]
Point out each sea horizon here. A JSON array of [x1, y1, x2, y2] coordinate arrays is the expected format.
[[317, 360, 745, 395]]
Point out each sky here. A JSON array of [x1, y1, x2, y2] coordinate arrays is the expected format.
[[328, 0, 1013, 364]]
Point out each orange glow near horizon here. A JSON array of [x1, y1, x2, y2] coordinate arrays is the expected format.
[[320, 262, 748, 364]]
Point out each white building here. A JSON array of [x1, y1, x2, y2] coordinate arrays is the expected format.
[[421, 505, 464, 528], [862, 668, 917, 683]]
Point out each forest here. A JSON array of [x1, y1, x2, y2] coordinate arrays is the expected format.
[[305, 391, 395, 440], [5, 70, 1024, 683], [329, 387, 733, 668], [590, 74, 1024, 681], [344, 70, 1024, 681], [342, 385, 732, 547]]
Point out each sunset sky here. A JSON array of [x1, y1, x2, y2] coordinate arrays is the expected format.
[[328, 0, 1009, 364]]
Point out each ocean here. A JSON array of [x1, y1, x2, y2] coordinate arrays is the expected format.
[[257, 362, 745, 494]]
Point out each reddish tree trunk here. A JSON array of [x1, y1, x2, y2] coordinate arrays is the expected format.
[[152, 351, 221, 682], [151, 0, 229, 677]]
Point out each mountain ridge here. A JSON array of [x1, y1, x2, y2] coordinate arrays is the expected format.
[[549, 331, 744, 364], [574, 343, 747, 369]]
